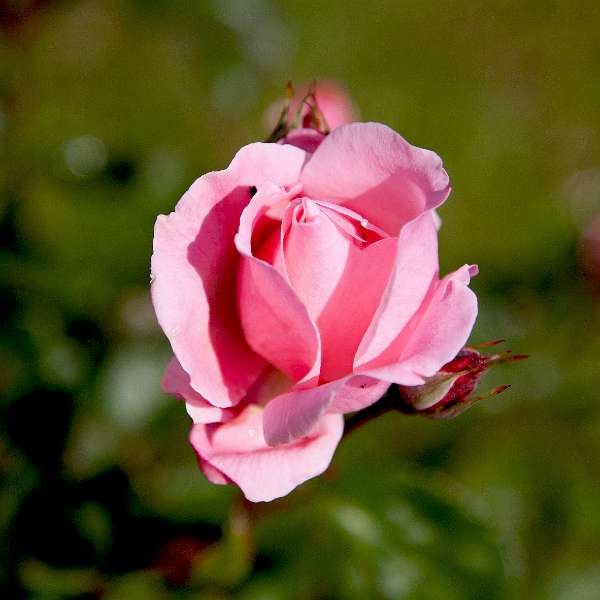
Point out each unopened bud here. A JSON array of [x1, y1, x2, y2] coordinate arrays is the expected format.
[[395, 345, 527, 419], [265, 79, 356, 145]]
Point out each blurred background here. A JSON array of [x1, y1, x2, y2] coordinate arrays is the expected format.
[[2, 1, 600, 598]]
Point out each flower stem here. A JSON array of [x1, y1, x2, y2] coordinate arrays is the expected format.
[[343, 385, 416, 438]]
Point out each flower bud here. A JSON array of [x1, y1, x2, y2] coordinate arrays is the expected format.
[[264, 80, 357, 145], [396, 345, 526, 419]]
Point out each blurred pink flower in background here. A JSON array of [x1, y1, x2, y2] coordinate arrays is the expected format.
[[152, 98, 478, 501], [295, 80, 358, 130], [582, 214, 600, 287]]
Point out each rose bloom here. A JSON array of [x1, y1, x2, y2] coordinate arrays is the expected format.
[[152, 122, 478, 502]]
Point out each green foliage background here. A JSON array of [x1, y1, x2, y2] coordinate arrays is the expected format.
[[2, 1, 600, 598]]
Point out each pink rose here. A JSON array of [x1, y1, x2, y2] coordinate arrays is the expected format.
[[152, 122, 478, 502]]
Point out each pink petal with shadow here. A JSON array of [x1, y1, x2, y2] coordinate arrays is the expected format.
[[235, 184, 322, 386], [151, 143, 306, 407], [262, 379, 347, 446]]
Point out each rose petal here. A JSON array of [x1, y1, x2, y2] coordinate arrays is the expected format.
[[283, 198, 354, 321], [317, 236, 397, 382], [190, 405, 344, 502], [281, 200, 397, 382], [263, 371, 393, 445], [363, 264, 478, 383], [262, 378, 348, 446], [354, 211, 439, 371], [235, 186, 322, 385], [395, 264, 479, 376], [162, 356, 237, 424], [151, 143, 306, 407], [300, 122, 450, 235]]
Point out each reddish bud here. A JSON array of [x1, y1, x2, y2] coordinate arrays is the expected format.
[[264, 79, 357, 144], [396, 345, 526, 419]]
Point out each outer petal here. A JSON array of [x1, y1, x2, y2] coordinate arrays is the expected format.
[[354, 211, 439, 371], [235, 186, 322, 385], [263, 373, 391, 445], [162, 356, 237, 424], [151, 143, 306, 407], [189, 406, 344, 502], [300, 123, 450, 235], [363, 264, 479, 383], [394, 264, 479, 377]]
